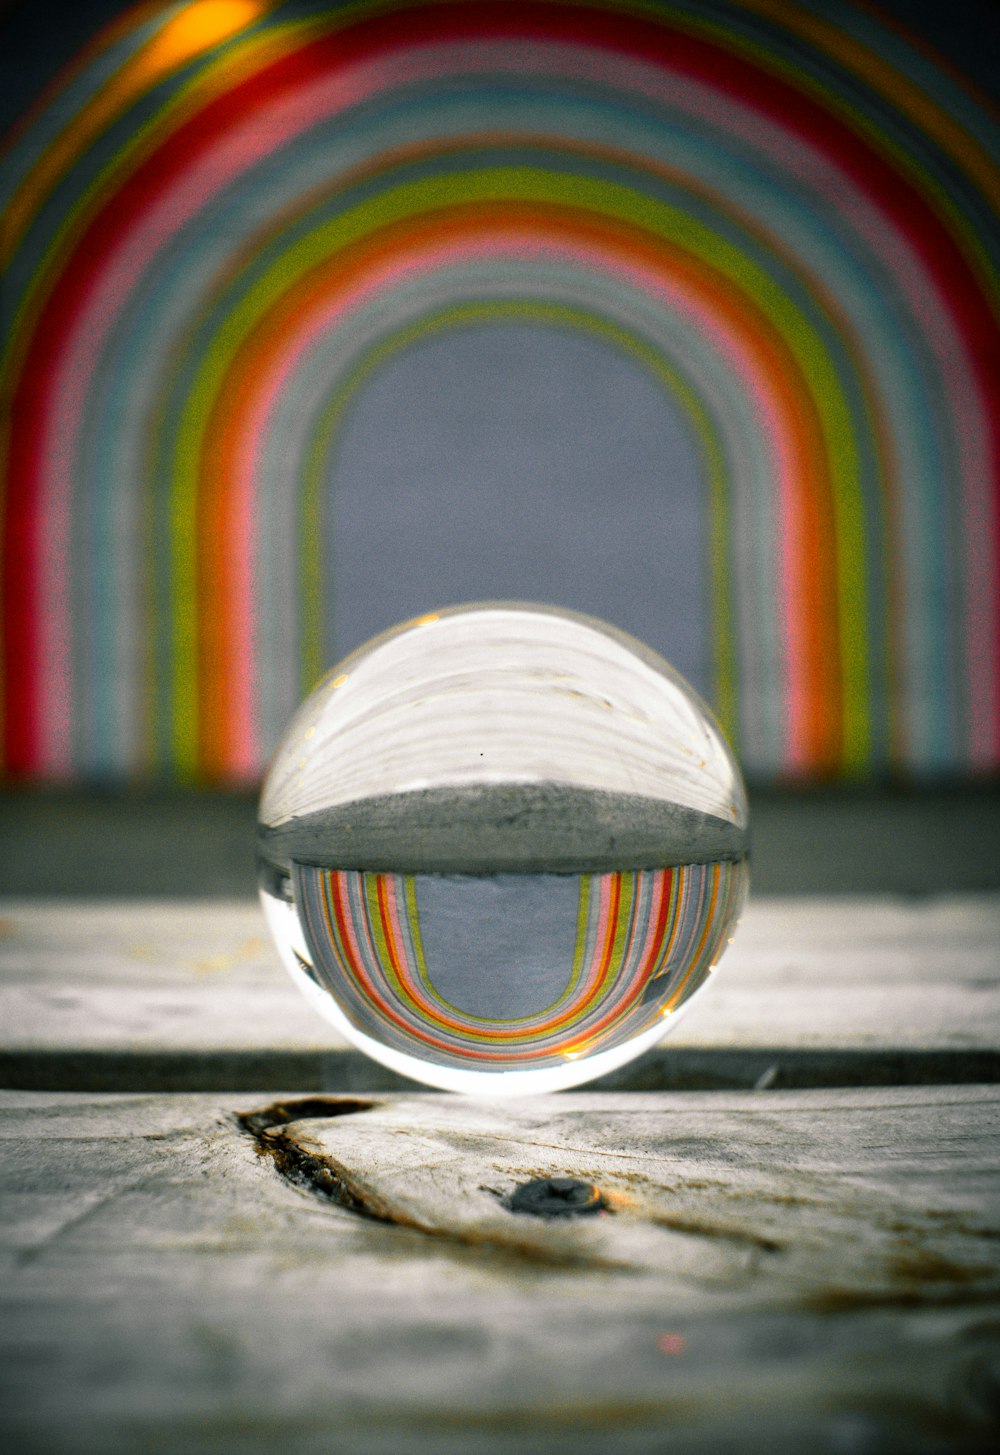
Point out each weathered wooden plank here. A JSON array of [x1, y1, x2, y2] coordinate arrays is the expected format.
[[1, 1089, 998, 1454], [0, 897, 997, 1090], [257, 1088, 1000, 1300]]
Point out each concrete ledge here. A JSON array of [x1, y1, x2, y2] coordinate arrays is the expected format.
[[2, 784, 999, 894]]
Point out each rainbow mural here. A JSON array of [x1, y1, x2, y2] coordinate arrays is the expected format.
[[1, 0, 999, 783]]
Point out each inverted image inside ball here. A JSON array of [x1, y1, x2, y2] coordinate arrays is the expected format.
[[257, 603, 749, 1095]]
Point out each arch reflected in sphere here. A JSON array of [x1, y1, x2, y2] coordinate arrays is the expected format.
[[258, 603, 749, 1093]]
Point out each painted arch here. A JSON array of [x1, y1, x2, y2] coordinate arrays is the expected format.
[[1, 0, 998, 782]]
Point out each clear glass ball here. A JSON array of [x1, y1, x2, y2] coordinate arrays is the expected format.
[[258, 604, 748, 1094]]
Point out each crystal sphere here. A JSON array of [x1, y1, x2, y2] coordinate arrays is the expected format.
[[257, 603, 748, 1094]]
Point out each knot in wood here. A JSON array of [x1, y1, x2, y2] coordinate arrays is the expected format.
[[507, 1176, 604, 1218]]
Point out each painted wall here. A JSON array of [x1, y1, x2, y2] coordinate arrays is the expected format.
[[2, 0, 998, 783]]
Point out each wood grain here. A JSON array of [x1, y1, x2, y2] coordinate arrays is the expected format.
[[1, 897, 997, 1091], [1, 1089, 998, 1454]]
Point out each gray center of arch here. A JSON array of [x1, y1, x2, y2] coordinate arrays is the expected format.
[[325, 320, 710, 698]]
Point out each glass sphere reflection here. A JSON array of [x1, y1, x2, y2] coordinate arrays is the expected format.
[[257, 604, 748, 1094]]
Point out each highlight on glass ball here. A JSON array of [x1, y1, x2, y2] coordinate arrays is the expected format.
[[257, 603, 749, 1094]]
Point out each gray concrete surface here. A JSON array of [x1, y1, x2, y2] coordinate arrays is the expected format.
[[1, 785, 997, 896]]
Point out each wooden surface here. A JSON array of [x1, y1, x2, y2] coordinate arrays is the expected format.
[[1, 891, 999, 1452], [1, 1087, 999, 1453], [1, 896, 998, 1089]]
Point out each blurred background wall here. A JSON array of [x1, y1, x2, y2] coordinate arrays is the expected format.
[[1, 0, 999, 794]]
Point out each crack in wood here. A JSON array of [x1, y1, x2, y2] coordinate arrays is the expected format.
[[236, 1098, 629, 1268], [237, 1096, 377, 1135], [237, 1098, 388, 1220]]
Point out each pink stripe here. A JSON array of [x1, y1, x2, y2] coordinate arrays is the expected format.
[[586, 872, 616, 992], [330, 870, 377, 986], [632, 869, 666, 974], [961, 428, 1000, 769], [36, 392, 74, 775], [377, 874, 422, 1001]]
